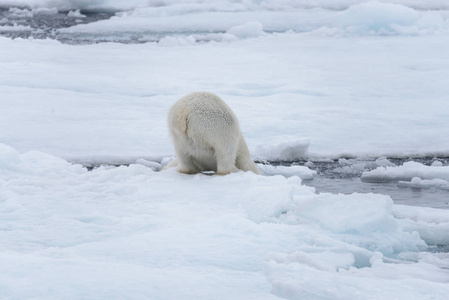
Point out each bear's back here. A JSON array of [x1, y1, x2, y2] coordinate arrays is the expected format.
[[178, 92, 238, 127]]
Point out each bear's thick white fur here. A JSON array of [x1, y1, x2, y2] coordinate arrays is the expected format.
[[164, 92, 260, 175]]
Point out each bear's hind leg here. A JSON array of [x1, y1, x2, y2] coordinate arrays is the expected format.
[[169, 129, 201, 174], [214, 147, 240, 175], [235, 153, 260, 174]]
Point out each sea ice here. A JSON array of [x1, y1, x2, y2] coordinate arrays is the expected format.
[[0, 145, 449, 299], [1, 144, 448, 299], [1, 1, 449, 299]]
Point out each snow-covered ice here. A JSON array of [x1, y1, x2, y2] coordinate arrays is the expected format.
[[1, 0, 449, 299], [1, 144, 449, 299], [2, 33, 449, 161], [362, 161, 449, 194]]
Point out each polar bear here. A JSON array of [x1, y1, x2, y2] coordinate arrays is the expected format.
[[163, 92, 260, 175]]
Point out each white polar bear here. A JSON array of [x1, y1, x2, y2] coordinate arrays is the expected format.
[[163, 92, 260, 175]]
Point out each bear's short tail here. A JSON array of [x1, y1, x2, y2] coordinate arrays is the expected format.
[[175, 107, 189, 134]]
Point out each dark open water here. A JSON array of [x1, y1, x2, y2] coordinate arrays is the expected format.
[[0, 7, 114, 43], [289, 158, 449, 210]]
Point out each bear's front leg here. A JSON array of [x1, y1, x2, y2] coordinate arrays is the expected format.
[[176, 154, 201, 174]]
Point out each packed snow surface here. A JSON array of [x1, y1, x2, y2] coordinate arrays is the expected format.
[[1, 0, 449, 299], [1, 144, 449, 299]]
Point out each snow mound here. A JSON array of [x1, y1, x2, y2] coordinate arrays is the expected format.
[[337, 1, 419, 32], [0, 143, 83, 176], [253, 139, 310, 162], [1, 143, 449, 299], [362, 161, 449, 182], [393, 204, 449, 246]]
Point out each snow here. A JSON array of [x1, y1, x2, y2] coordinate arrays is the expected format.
[[1, 144, 449, 299], [1, 0, 449, 299], [54, 1, 449, 37], [2, 33, 449, 161]]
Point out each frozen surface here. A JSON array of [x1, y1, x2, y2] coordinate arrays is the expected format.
[[55, 1, 449, 38], [1, 33, 449, 162], [1, 1, 449, 299], [1, 144, 449, 299]]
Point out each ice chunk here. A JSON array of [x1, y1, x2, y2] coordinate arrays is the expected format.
[[331, 157, 396, 176], [258, 164, 316, 180], [432, 160, 444, 167], [393, 204, 449, 246], [67, 9, 86, 18], [362, 161, 449, 182], [398, 177, 449, 190]]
